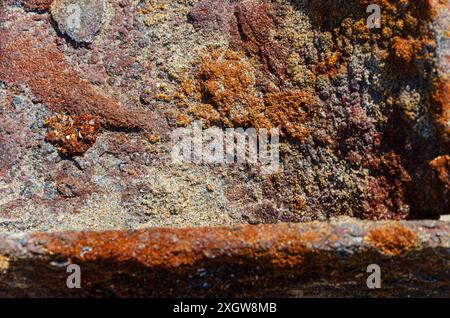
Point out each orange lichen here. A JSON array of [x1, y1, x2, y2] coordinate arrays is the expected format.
[[21, 0, 53, 12], [186, 49, 262, 128], [431, 79, 450, 149], [44, 114, 100, 157], [307, 0, 436, 77], [264, 91, 316, 141], [429, 155, 450, 187], [390, 36, 416, 64], [173, 49, 317, 141], [365, 224, 420, 256], [312, 51, 346, 77], [426, 155, 449, 215], [286, 194, 307, 213], [147, 132, 161, 143]]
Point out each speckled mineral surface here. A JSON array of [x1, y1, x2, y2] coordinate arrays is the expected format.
[[0, 0, 448, 233], [51, 0, 105, 43]]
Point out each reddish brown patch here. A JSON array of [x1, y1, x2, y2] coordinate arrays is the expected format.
[[44, 114, 100, 157], [55, 172, 97, 198], [431, 79, 450, 150], [360, 151, 413, 220], [224, 183, 253, 203], [231, 0, 287, 81], [430, 155, 450, 186], [21, 0, 52, 12], [242, 201, 279, 225], [175, 49, 318, 141], [0, 30, 155, 132], [190, 0, 288, 83], [429, 155, 450, 209]]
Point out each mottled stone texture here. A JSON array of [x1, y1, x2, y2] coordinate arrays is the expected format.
[[0, 1, 449, 297], [51, 0, 105, 43], [0, 1, 448, 230], [0, 221, 448, 297]]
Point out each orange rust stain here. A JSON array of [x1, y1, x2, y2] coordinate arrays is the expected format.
[[182, 49, 263, 128], [31, 222, 450, 273], [173, 49, 318, 141], [34, 223, 345, 271], [429, 155, 450, 187], [365, 224, 420, 256], [35, 224, 337, 269], [431, 79, 450, 149], [308, 0, 436, 77], [390, 36, 416, 64], [266, 227, 328, 268], [264, 90, 317, 141], [44, 114, 100, 157]]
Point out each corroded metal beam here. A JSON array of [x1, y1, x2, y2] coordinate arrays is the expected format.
[[0, 220, 448, 297]]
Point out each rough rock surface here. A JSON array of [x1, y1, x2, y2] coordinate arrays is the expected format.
[[51, 0, 105, 43], [0, 0, 448, 233]]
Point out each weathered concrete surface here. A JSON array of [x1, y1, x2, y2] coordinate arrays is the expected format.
[[0, 220, 448, 297]]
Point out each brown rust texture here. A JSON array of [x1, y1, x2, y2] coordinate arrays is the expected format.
[[432, 79, 450, 151], [173, 49, 318, 141], [0, 221, 448, 297], [20, 0, 53, 12], [0, 24, 157, 133], [44, 114, 100, 157]]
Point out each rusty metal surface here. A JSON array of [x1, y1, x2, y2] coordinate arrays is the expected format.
[[0, 220, 448, 297], [0, 0, 449, 299]]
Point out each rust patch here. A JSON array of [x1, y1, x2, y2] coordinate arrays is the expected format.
[[44, 114, 100, 157], [1, 221, 448, 297], [34, 223, 335, 269], [430, 155, 450, 186], [428, 155, 450, 210], [21, 0, 53, 12], [173, 49, 318, 141], [0, 29, 155, 132], [365, 224, 420, 256]]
